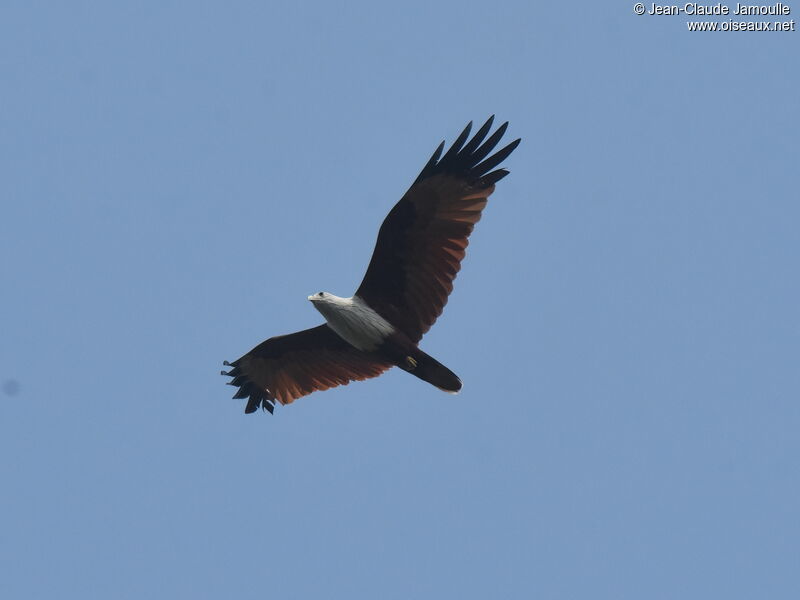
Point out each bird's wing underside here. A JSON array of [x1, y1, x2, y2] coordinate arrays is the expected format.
[[355, 116, 520, 343], [222, 324, 392, 413]]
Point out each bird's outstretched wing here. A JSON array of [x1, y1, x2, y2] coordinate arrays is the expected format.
[[356, 116, 520, 343], [222, 325, 392, 413]]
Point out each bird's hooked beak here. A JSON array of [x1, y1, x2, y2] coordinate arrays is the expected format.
[[307, 295, 316, 302]]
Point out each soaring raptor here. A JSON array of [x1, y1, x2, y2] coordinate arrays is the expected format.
[[223, 117, 520, 413]]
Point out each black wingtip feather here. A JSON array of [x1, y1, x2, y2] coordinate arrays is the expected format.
[[244, 396, 274, 414], [473, 138, 521, 176], [221, 360, 277, 415], [470, 122, 509, 165], [415, 118, 519, 184], [460, 116, 495, 156], [484, 169, 510, 184], [439, 121, 472, 164], [416, 141, 445, 183]]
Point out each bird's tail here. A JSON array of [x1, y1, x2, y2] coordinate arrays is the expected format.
[[403, 350, 462, 394]]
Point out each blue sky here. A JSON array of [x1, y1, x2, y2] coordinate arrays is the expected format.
[[1, 2, 798, 598]]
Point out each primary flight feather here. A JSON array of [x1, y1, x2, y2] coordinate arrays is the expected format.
[[222, 117, 520, 413]]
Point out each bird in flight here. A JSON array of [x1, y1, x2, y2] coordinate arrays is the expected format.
[[222, 116, 520, 413]]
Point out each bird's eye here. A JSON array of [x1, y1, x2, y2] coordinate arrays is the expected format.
[[318, 292, 323, 297]]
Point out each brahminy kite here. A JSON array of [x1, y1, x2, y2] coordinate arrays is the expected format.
[[223, 117, 520, 413]]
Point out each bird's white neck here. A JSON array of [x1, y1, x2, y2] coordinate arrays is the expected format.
[[310, 294, 395, 351]]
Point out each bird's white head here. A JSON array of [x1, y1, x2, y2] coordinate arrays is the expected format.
[[308, 292, 350, 307], [308, 291, 331, 303], [308, 292, 352, 320]]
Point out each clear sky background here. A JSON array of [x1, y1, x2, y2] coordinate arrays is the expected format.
[[1, 2, 798, 599]]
